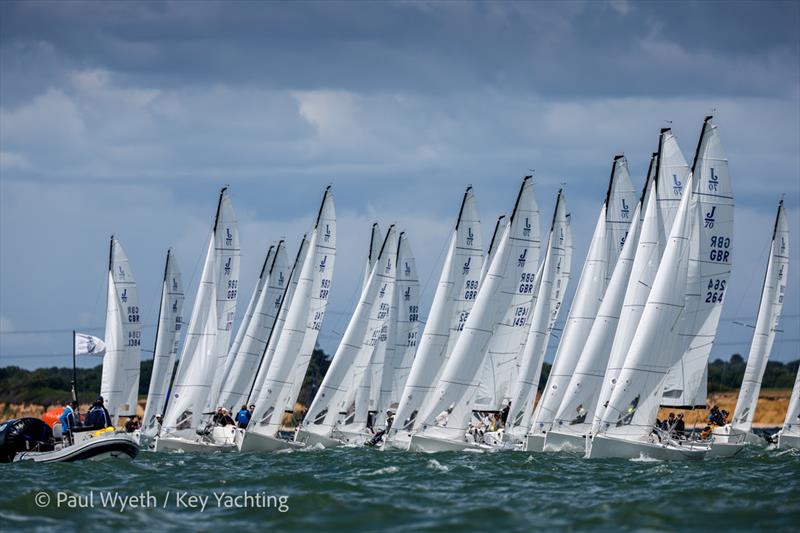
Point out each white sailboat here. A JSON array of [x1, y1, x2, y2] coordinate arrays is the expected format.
[[296, 226, 396, 448], [591, 129, 690, 433], [141, 250, 185, 441], [385, 187, 483, 449], [156, 188, 240, 453], [239, 187, 336, 452], [528, 157, 636, 451], [409, 176, 540, 452], [589, 117, 730, 461], [716, 200, 789, 446], [544, 155, 655, 452], [503, 190, 573, 447], [101, 236, 142, 424], [778, 369, 800, 450]]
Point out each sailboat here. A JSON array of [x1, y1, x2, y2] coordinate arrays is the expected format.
[[409, 176, 540, 453], [155, 188, 240, 453], [502, 189, 573, 448], [385, 187, 483, 449], [544, 155, 655, 452], [140, 250, 185, 444], [715, 200, 789, 447], [238, 187, 336, 452], [778, 368, 800, 450], [528, 157, 636, 451], [297, 226, 397, 447], [588, 117, 731, 461]]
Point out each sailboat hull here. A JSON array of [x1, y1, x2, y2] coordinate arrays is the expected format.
[[238, 431, 301, 452], [707, 441, 745, 458], [543, 430, 586, 452], [523, 433, 545, 452], [154, 435, 235, 453], [587, 434, 708, 461], [294, 429, 345, 448], [778, 433, 800, 450], [408, 434, 483, 453]]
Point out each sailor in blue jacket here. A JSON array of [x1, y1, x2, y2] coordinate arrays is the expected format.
[[235, 405, 251, 428], [59, 400, 79, 444]]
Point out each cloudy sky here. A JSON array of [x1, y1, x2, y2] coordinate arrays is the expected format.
[[1, 0, 798, 370]]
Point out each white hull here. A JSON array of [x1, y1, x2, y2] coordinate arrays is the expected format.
[[238, 430, 302, 452], [587, 434, 708, 461], [707, 440, 745, 458], [523, 433, 545, 452], [778, 432, 800, 450], [154, 434, 236, 453], [543, 430, 586, 452], [408, 433, 483, 453], [383, 434, 412, 451], [294, 429, 345, 448], [14, 434, 138, 463]]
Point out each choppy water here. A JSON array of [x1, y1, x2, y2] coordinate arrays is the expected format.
[[2, 445, 799, 532]]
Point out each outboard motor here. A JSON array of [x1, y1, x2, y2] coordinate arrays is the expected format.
[[0, 418, 54, 462]]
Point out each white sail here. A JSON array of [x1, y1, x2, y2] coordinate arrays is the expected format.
[[531, 157, 636, 434], [505, 190, 572, 439], [385, 233, 420, 412], [662, 118, 735, 408], [100, 237, 142, 419], [299, 227, 396, 440], [218, 246, 275, 399], [365, 223, 383, 289], [216, 243, 290, 411], [249, 188, 336, 436], [550, 156, 654, 438], [162, 188, 231, 433], [416, 176, 539, 442], [596, 168, 695, 440], [782, 369, 800, 438], [474, 179, 542, 411], [387, 187, 483, 443], [731, 201, 788, 431], [592, 130, 690, 430], [249, 238, 308, 403], [203, 191, 241, 414], [142, 250, 185, 436]]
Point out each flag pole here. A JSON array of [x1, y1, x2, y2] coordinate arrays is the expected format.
[[71, 330, 79, 406]]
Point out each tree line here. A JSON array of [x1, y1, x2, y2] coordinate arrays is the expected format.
[[0, 352, 797, 407]]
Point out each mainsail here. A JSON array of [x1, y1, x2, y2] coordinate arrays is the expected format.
[[731, 200, 788, 431], [550, 155, 654, 438], [101, 236, 142, 420], [531, 156, 636, 434], [592, 129, 690, 430], [505, 190, 573, 440], [142, 250, 185, 436], [661, 117, 735, 408], [388, 187, 483, 443], [249, 187, 337, 437], [473, 178, 542, 411], [162, 188, 238, 433], [415, 176, 539, 443]]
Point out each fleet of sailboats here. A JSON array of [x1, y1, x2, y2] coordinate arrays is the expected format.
[[59, 116, 796, 461]]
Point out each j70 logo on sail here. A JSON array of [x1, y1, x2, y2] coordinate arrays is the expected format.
[[224, 258, 232, 275], [120, 288, 128, 303], [523, 218, 531, 237], [621, 199, 630, 219], [672, 174, 682, 196], [324, 224, 332, 243], [319, 256, 327, 273], [705, 206, 716, 229], [225, 228, 233, 246], [466, 227, 474, 246], [708, 168, 719, 191], [463, 257, 471, 275], [518, 248, 527, 268]]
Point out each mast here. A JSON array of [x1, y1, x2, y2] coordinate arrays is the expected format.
[[454, 186, 472, 231], [213, 187, 227, 232], [151, 250, 170, 423], [71, 330, 78, 405], [604, 156, 624, 208], [510, 176, 532, 224]]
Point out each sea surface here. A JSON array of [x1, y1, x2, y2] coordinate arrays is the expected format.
[[2, 444, 799, 532]]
